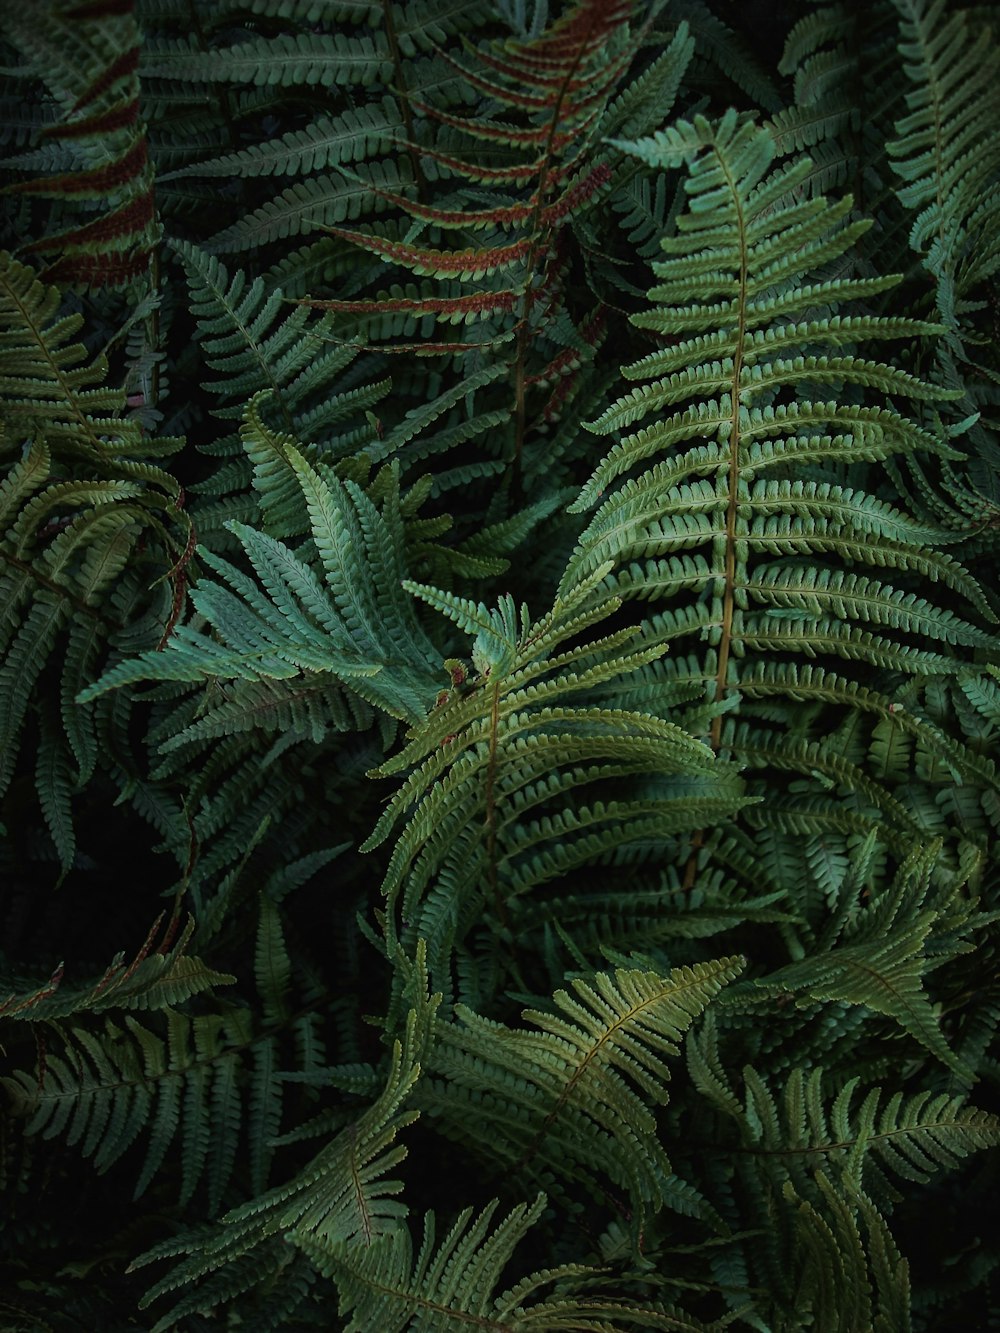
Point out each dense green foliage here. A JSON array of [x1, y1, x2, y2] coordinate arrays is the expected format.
[[2, 0, 1000, 1327]]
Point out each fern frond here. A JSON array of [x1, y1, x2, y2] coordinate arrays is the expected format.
[[422, 957, 742, 1232], [80, 415, 442, 724], [204, 161, 411, 254], [0, 253, 183, 855], [133, 961, 438, 1329], [363, 566, 748, 991], [888, 0, 1000, 311], [160, 97, 404, 180], [3, 1005, 254, 1209], [561, 113, 992, 751], [298, 1191, 718, 1331], [3, 1, 158, 287], [143, 32, 391, 89], [0, 916, 233, 1023]]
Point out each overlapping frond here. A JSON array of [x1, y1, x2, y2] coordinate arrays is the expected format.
[[80, 407, 442, 724], [0, 252, 184, 864], [169, 242, 390, 542], [886, 0, 1000, 501], [0, 915, 232, 1023], [3, 5, 999, 1331], [298, 1192, 720, 1332], [420, 957, 742, 1234], [4, 1006, 255, 1210], [363, 568, 748, 993], [1, 897, 331, 1218], [769, 1, 903, 217], [684, 1015, 998, 1328], [888, 0, 1000, 318], [295, 2, 691, 487], [562, 112, 995, 780], [2, 0, 158, 287], [131, 954, 438, 1331]]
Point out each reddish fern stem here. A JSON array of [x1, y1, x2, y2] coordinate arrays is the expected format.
[[156, 509, 196, 651], [510, 8, 607, 493]]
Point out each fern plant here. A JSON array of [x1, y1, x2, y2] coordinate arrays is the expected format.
[[2, 1, 999, 1330]]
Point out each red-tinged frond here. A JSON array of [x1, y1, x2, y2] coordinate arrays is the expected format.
[[361, 181, 538, 231], [45, 247, 153, 287], [468, 35, 635, 106], [408, 338, 512, 357], [582, 305, 607, 341], [432, 47, 560, 111], [541, 162, 614, 227], [401, 141, 549, 186], [326, 227, 534, 278], [314, 333, 513, 356], [409, 97, 598, 148], [439, 198, 536, 230], [23, 191, 155, 254], [535, 0, 633, 52], [297, 290, 518, 320], [6, 139, 147, 198], [512, 23, 633, 76], [533, 231, 572, 312], [529, 307, 607, 402], [47, 99, 140, 140], [541, 322, 608, 423], [466, 41, 601, 90], [70, 46, 138, 114], [0, 965, 65, 1019], [541, 367, 578, 422], [527, 345, 585, 388]]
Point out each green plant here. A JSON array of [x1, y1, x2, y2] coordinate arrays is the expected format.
[[1, 0, 999, 1328]]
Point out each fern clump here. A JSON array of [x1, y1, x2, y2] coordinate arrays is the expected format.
[[1, 1, 999, 1329]]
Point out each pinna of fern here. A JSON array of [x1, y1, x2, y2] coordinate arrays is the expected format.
[[362, 566, 750, 1008], [0, 250, 188, 870], [884, 0, 1000, 511], [136, 0, 492, 262], [294, 2, 692, 493], [2, 0, 159, 289], [557, 110, 1000, 900]]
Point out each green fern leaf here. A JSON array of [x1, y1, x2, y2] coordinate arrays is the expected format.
[[423, 957, 742, 1230]]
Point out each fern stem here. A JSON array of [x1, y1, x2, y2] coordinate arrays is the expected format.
[[381, 0, 427, 203], [147, 247, 161, 412], [710, 151, 749, 747], [683, 141, 749, 891], [510, 14, 598, 491], [484, 678, 506, 927]]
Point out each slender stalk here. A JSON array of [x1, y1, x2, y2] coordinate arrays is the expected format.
[[381, 0, 427, 203], [483, 679, 506, 926], [147, 247, 161, 411], [682, 150, 748, 889], [509, 18, 596, 494]]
